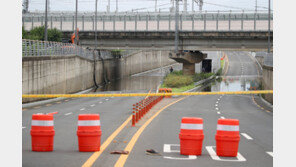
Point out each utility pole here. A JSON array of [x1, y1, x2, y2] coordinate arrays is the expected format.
[[107, 0, 110, 13], [184, 0, 187, 12], [44, 0, 48, 41], [24, 0, 29, 13], [255, 0, 257, 13], [192, 0, 194, 12], [175, 0, 180, 54], [116, 0, 118, 13], [75, 0, 78, 44], [268, 0, 271, 53], [95, 0, 98, 50], [155, 0, 157, 12]]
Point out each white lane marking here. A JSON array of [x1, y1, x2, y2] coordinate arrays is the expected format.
[[215, 107, 219, 110], [163, 155, 197, 160], [105, 99, 109, 101], [163, 144, 197, 160], [65, 112, 72, 116], [218, 99, 220, 101], [80, 108, 85, 111], [217, 112, 221, 114], [266, 152, 273, 157], [220, 116, 225, 119], [90, 104, 95, 107], [215, 104, 218, 107], [216, 101, 219, 103], [241, 133, 253, 140], [163, 144, 180, 153], [22, 127, 26, 129], [205, 146, 246, 162], [99, 101, 103, 104]]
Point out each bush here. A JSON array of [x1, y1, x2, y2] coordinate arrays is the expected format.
[[193, 72, 214, 82], [22, 27, 28, 39], [170, 70, 183, 75], [24, 26, 62, 42], [215, 68, 223, 76], [164, 74, 193, 88]]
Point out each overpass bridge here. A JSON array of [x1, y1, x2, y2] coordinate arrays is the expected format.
[[23, 11, 273, 51]]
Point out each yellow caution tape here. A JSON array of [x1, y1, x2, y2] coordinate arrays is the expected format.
[[22, 90, 273, 98]]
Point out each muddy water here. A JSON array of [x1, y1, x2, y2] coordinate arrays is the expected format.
[[95, 64, 182, 92], [201, 76, 262, 92]]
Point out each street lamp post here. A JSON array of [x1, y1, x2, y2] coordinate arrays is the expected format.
[[75, 0, 78, 44], [95, 0, 98, 50], [44, 0, 48, 41]]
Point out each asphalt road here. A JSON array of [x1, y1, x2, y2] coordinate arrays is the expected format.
[[22, 51, 272, 167]]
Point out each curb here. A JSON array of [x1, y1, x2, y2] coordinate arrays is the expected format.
[[259, 94, 273, 109], [22, 87, 94, 108]]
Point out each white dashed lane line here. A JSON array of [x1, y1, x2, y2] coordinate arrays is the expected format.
[[241, 133, 253, 140], [215, 104, 218, 107], [105, 99, 109, 101], [65, 112, 72, 116], [99, 101, 103, 104], [90, 104, 95, 107], [80, 108, 85, 111], [266, 152, 273, 157], [217, 112, 221, 114], [215, 107, 219, 110], [220, 116, 225, 119], [216, 101, 219, 104]]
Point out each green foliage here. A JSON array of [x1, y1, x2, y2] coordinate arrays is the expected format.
[[111, 49, 124, 56], [163, 73, 193, 88], [192, 72, 214, 82], [23, 26, 62, 42], [215, 68, 223, 76], [170, 70, 183, 75], [22, 27, 28, 39]]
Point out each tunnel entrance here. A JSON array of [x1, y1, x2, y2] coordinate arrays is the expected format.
[[202, 59, 212, 73]]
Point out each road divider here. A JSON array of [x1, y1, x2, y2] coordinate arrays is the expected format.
[[22, 90, 273, 98], [132, 95, 164, 126]]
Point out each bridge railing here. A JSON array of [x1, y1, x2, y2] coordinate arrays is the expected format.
[[23, 11, 273, 32], [22, 39, 94, 59]]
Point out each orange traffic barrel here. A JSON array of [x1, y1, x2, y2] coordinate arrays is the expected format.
[[167, 88, 172, 98], [179, 117, 204, 155], [77, 114, 102, 152], [215, 119, 240, 157], [30, 113, 55, 152]]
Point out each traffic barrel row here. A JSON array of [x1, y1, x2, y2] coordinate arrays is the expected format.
[[179, 117, 240, 157], [132, 95, 164, 126], [30, 113, 102, 152]]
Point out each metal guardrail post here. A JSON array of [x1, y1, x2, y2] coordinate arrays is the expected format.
[[103, 14, 105, 31], [124, 14, 126, 31], [146, 14, 148, 31], [241, 10, 244, 31], [204, 11, 206, 31], [113, 15, 116, 31], [229, 10, 231, 31], [192, 14, 194, 31], [135, 13, 138, 31], [169, 14, 171, 31], [180, 14, 182, 31], [60, 14, 62, 31], [72, 15, 75, 31], [254, 12, 257, 30], [82, 14, 84, 31], [31, 15, 34, 29], [50, 16, 53, 29], [216, 11, 219, 31], [157, 14, 160, 31]]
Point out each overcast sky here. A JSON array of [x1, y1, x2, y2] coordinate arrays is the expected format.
[[24, 0, 273, 13]]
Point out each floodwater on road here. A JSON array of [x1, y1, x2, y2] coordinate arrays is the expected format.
[[201, 76, 262, 92], [95, 63, 182, 92]]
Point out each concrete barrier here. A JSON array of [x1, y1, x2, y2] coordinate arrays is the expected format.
[[22, 50, 175, 103], [262, 65, 273, 104]]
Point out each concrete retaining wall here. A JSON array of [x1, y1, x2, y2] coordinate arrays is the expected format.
[[262, 65, 273, 104], [22, 50, 174, 103]]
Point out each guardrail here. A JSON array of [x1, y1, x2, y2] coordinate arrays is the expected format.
[[22, 39, 94, 59], [23, 11, 273, 32]]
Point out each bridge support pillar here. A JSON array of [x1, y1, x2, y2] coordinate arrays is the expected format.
[[169, 51, 207, 75]]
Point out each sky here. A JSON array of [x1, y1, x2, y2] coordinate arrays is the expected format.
[[24, 0, 273, 13]]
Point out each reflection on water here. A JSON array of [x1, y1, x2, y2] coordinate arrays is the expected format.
[[95, 64, 182, 92], [202, 76, 261, 92]]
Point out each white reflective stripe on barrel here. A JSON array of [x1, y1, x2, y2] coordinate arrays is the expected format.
[[78, 120, 101, 126], [31, 120, 54, 126], [217, 124, 239, 131], [180, 123, 203, 130]]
